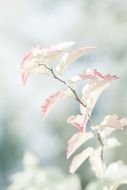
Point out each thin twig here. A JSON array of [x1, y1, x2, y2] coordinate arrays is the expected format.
[[39, 63, 105, 167]]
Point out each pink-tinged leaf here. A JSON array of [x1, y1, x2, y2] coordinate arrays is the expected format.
[[21, 46, 62, 71], [80, 69, 117, 80], [41, 90, 72, 119], [66, 132, 93, 159], [100, 114, 127, 129], [80, 75, 118, 117], [70, 69, 118, 83], [120, 117, 127, 127], [69, 147, 94, 174], [20, 42, 75, 84], [21, 72, 29, 86], [56, 46, 96, 74], [21, 51, 33, 67], [67, 114, 89, 132]]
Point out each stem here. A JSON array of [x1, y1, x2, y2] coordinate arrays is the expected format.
[[88, 116, 104, 165], [39, 63, 105, 168], [97, 132, 104, 163], [51, 68, 87, 107], [39, 63, 87, 108]]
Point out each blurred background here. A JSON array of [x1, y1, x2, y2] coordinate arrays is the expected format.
[[0, 0, 127, 189]]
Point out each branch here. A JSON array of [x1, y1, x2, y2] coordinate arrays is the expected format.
[[39, 63, 105, 169]]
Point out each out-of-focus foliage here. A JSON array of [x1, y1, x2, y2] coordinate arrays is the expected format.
[[7, 152, 81, 190], [0, 0, 127, 189]]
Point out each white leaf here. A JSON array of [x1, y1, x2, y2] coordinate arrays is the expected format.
[[105, 161, 127, 181], [89, 147, 105, 177], [52, 41, 75, 50], [100, 127, 117, 138], [56, 47, 95, 74], [69, 147, 94, 174], [105, 138, 120, 148], [109, 180, 127, 190], [80, 75, 118, 118], [85, 180, 108, 190], [66, 132, 93, 159]]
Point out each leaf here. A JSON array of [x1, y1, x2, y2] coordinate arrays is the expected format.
[[86, 178, 127, 190], [105, 138, 120, 149], [79, 69, 118, 81], [21, 46, 61, 70], [52, 41, 75, 51], [100, 114, 127, 129], [20, 42, 75, 85], [100, 127, 117, 139], [21, 72, 29, 86], [70, 69, 117, 83], [66, 132, 93, 159], [120, 117, 127, 126], [80, 75, 118, 118], [85, 180, 109, 190], [109, 180, 127, 190], [67, 114, 89, 132], [21, 50, 33, 67], [105, 161, 127, 181], [41, 89, 71, 119], [89, 147, 105, 177], [20, 48, 50, 85], [69, 147, 94, 174], [56, 47, 95, 74]]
